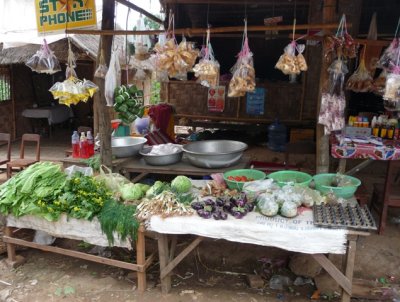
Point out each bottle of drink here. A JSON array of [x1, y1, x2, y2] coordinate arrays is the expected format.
[[72, 131, 80, 158], [80, 132, 89, 159], [86, 131, 94, 157]]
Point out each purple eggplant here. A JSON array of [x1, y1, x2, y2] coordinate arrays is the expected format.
[[216, 197, 225, 207], [245, 203, 255, 212], [191, 201, 204, 211], [201, 211, 212, 219], [212, 212, 221, 220], [232, 211, 244, 219], [220, 212, 228, 220], [204, 199, 215, 206]]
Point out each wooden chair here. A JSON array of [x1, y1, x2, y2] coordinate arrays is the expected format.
[[370, 161, 400, 234], [0, 133, 11, 166], [6, 134, 41, 179]]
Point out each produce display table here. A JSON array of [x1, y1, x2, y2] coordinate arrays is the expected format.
[[147, 210, 369, 302], [118, 155, 250, 182], [3, 215, 155, 293]]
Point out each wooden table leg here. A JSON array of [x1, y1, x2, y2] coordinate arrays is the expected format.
[[136, 225, 146, 293], [158, 234, 171, 294], [341, 236, 357, 302], [5, 227, 16, 262]]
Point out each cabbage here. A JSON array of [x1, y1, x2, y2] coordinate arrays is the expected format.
[[121, 183, 144, 201], [171, 175, 192, 193]]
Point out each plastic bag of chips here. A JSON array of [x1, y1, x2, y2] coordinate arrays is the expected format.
[[228, 29, 256, 97], [193, 29, 220, 87]]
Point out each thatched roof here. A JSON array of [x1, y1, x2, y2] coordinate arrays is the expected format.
[[0, 35, 125, 65]]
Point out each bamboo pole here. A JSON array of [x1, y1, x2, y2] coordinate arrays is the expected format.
[[291, 34, 392, 47], [66, 23, 345, 36]]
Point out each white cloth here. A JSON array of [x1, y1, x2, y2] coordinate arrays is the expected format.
[[22, 105, 73, 125], [6, 214, 131, 249], [149, 210, 348, 254]]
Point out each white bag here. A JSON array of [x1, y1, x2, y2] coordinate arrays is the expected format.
[[105, 49, 121, 107]]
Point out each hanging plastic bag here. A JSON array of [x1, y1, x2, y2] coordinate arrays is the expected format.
[[26, 39, 61, 74], [275, 41, 299, 75], [105, 49, 121, 107], [193, 29, 220, 87], [327, 58, 348, 96], [94, 50, 108, 79], [324, 14, 357, 60], [377, 38, 400, 70], [228, 21, 256, 97], [49, 40, 98, 107], [346, 57, 373, 92], [134, 15, 151, 57], [383, 73, 400, 103]]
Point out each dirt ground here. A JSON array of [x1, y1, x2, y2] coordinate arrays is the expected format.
[[0, 134, 400, 301]]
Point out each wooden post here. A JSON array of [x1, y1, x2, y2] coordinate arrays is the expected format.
[[93, 0, 115, 167], [136, 225, 147, 293], [157, 234, 171, 293], [5, 226, 16, 262]]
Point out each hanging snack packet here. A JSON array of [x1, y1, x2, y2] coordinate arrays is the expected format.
[[94, 50, 108, 79], [372, 70, 387, 95], [383, 72, 400, 103], [26, 39, 61, 74], [228, 24, 256, 98], [275, 41, 299, 75], [193, 29, 220, 87], [346, 58, 373, 92]]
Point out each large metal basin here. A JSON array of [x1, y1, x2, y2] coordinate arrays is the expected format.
[[140, 146, 183, 166], [111, 136, 147, 158], [182, 140, 248, 168]]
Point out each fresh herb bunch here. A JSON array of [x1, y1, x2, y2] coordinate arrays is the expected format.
[[114, 85, 144, 125], [81, 154, 101, 172], [99, 199, 139, 245], [36, 173, 114, 221]]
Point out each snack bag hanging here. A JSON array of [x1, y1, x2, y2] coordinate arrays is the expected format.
[[296, 44, 308, 71], [94, 50, 108, 79], [193, 29, 220, 87], [105, 49, 121, 107], [324, 14, 357, 60], [228, 20, 256, 97], [346, 57, 373, 92], [377, 38, 400, 70], [26, 39, 61, 74]]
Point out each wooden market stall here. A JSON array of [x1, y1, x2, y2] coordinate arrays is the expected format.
[[1, 0, 400, 300]]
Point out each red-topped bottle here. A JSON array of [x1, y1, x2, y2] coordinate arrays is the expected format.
[[71, 131, 80, 158]]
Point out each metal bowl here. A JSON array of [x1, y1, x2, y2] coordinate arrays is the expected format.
[[111, 136, 147, 158], [140, 146, 183, 166], [182, 140, 248, 168]]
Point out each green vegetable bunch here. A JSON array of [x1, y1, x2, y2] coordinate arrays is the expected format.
[[0, 162, 66, 217], [37, 173, 114, 221], [114, 85, 144, 125]]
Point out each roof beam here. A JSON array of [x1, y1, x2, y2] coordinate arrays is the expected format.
[[115, 0, 163, 24], [161, 0, 308, 5]]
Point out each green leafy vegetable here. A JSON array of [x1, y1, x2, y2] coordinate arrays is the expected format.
[[171, 175, 192, 193], [99, 199, 139, 245]]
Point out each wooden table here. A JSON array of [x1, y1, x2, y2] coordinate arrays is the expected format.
[[3, 215, 154, 293], [148, 212, 369, 302], [118, 156, 250, 182]]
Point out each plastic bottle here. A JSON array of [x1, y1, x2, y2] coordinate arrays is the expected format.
[[86, 131, 94, 157], [71, 131, 80, 158], [80, 132, 89, 159], [267, 119, 287, 152]]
